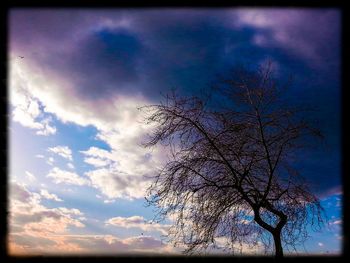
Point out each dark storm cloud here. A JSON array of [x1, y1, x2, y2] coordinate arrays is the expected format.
[[63, 28, 143, 98], [126, 11, 286, 98], [9, 9, 340, 100]]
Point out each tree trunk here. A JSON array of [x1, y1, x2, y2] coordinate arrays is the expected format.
[[272, 230, 283, 258], [253, 208, 286, 257]]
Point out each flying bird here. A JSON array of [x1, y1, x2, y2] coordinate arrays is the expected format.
[[18, 56, 24, 59]]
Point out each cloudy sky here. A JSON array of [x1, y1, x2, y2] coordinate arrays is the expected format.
[[8, 8, 342, 255]]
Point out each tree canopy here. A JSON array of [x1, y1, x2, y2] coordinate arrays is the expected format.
[[142, 62, 325, 257]]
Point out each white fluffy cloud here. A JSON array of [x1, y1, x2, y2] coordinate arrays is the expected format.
[[47, 167, 90, 186], [11, 99, 57, 136], [48, 145, 73, 161], [106, 216, 170, 235], [10, 64, 56, 136], [10, 60, 168, 200], [85, 167, 150, 199]]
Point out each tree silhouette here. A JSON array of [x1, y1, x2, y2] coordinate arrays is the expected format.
[[142, 62, 324, 257]]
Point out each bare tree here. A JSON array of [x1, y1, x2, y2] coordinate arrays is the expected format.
[[141, 62, 324, 257]]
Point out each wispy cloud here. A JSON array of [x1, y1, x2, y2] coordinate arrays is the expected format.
[[25, 171, 36, 182], [40, 189, 63, 202], [103, 199, 115, 204], [48, 145, 73, 161], [83, 157, 111, 168], [46, 157, 55, 166], [80, 146, 113, 167], [330, 220, 342, 225], [233, 9, 340, 67]]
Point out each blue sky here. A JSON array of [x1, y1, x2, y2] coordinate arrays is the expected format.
[[8, 8, 341, 255]]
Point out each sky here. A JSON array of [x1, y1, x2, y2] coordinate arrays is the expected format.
[[8, 8, 342, 256]]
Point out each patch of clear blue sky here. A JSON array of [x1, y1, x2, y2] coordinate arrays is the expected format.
[[53, 119, 111, 172], [292, 194, 342, 255], [54, 120, 111, 152]]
